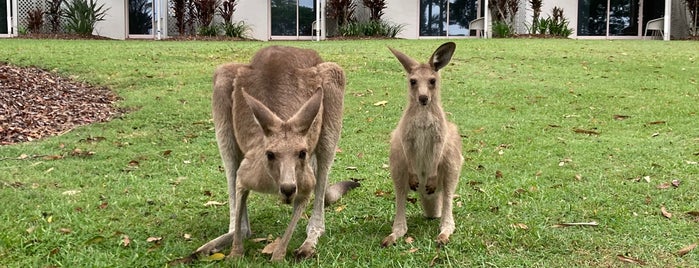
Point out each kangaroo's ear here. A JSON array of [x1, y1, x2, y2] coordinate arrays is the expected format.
[[388, 46, 419, 73], [429, 42, 456, 72], [288, 89, 323, 134], [242, 89, 284, 137]]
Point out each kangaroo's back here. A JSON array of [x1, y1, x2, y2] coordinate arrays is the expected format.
[[232, 46, 327, 153], [236, 46, 324, 120]]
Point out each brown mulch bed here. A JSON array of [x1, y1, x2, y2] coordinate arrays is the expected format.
[[0, 63, 121, 145]]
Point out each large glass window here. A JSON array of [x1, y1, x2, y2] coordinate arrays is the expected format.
[[420, 0, 479, 37], [271, 0, 316, 37], [129, 0, 154, 35], [578, 0, 663, 37], [1, 0, 9, 34]]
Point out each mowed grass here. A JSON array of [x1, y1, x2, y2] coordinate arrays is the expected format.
[[1, 38, 698, 267]]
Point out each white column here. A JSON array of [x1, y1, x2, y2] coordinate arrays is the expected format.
[[484, 0, 489, 38], [664, 0, 671, 40]]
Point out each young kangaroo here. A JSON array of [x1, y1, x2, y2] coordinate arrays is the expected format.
[[381, 42, 464, 247], [195, 46, 359, 261]]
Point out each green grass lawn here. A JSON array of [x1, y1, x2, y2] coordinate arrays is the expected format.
[[1, 38, 698, 267]]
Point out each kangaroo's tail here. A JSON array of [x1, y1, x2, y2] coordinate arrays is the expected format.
[[324, 180, 361, 205]]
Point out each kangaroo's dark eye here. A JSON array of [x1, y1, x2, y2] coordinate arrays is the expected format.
[[429, 78, 436, 85], [409, 79, 417, 86], [266, 151, 275, 160], [298, 150, 307, 159]]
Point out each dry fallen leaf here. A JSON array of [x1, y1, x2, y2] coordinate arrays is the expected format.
[[677, 243, 697, 257], [63, 190, 80, 195], [511, 223, 528, 230], [616, 254, 645, 265], [204, 201, 227, 207], [552, 221, 598, 228], [661, 206, 672, 219], [84, 235, 105, 245], [251, 237, 271, 243], [122, 235, 131, 247], [206, 252, 226, 261], [405, 236, 415, 244], [573, 128, 600, 135], [613, 114, 630, 120], [657, 182, 671, 189], [335, 205, 346, 212], [373, 100, 388, 106], [671, 179, 681, 187], [261, 238, 280, 254], [406, 248, 419, 254], [146, 236, 162, 243], [58, 228, 72, 234], [183, 233, 192, 241]]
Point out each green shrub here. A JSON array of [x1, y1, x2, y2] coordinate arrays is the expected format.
[[492, 20, 512, 38], [338, 20, 403, 37], [61, 0, 109, 36], [222, 21, 250, 38], [197, 24, 219, 36]]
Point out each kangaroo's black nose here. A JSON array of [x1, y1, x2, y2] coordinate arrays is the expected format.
[[280, 184, 297, 197], [418, 95, 429, 105]]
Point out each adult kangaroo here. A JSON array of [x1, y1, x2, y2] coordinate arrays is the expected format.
[[196, 45, 359, 261], [381, 42, 464, 247]]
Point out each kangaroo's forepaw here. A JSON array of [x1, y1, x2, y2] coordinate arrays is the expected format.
[[381, 235, 397, 247], [425, 175, 438, 194], [409, 175, 419, 191], [435, 233, 450, 247], [293, 244, 316, 261]]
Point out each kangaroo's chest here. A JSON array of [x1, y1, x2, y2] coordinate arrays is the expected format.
[[401, 113, 444, 165]]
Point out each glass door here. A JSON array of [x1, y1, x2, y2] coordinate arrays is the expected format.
[[271, 0, 316, 39], [128, 0, 155, 38], [420, 0, 480, 37], [577, 0, 663, 38], [1, 0, 9, 35]]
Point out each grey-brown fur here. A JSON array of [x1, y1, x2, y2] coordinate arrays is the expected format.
[[196, 46, 358, 261], [381, 42, 464, 247]]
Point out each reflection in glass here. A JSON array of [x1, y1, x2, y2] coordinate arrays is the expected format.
[[271, 0, 317, 37], [578, 0, 657, 36], [299, 0, 314, 36], [129, 0, 153, 35], [448, 0, 477, 36], [608, 0, 635, 36], [578, 0, 608, 36], [271, 0, 297, 36], [421, 0, 446, 36], [1, 0, 8, 34], [420, 0, 478, 37]]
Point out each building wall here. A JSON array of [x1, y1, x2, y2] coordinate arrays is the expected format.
[[236, 0, 268, 40], [384, 0, 419, 39], [94, 0, 126, 39]]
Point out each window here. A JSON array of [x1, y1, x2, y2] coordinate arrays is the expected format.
[[1, 0, 9, 34], [578, 0, 664, 37], [129, 0, 154, 35], [271, 0, 316, 37], [420, 0, 479, 37]]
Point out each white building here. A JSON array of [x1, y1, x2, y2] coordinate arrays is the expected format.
[[1, 0, 694, 41]]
